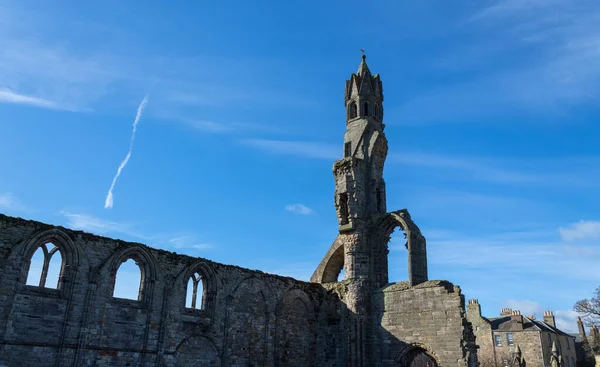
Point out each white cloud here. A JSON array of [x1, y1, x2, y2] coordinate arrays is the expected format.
[[390, 152, 600, 188], [554, 310, 580, 333], [501, 300, 578, 332], [241, 139, 338, 160], [285, 203, 315, 216], [60, 211, 147, 239], [559, 220, 600, 242], [398, 0, 600, 122], [504, 299, 543, 317], [168, 235, 214, 250], [0, 192, 33, 213], [105, 94, 149, 209], [422, 227, 600, 282], [0, 88, 80, 111]]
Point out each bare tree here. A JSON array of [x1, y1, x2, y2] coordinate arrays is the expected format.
[[574, 286, 600, 326]]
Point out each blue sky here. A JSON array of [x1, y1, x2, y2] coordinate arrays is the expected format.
[[1, 0, 600, 332]]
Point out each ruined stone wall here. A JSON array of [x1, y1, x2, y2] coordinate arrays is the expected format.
[[0, 214, 340, 367], [466, 300, 495, 362], [372, 280, 476, 366]]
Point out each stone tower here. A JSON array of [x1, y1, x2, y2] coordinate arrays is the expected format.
[[335, 54, 389, 286], [312, 54, 434, 367]]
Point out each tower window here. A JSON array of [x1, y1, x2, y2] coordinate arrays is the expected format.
[[363, 102, 369, 116], [339, 193, 349, 225], [344, 142, 352, 158], [349, 102, 357, 119], [376, 188, 382, 211]]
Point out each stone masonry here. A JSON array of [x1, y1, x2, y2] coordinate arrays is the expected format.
[[0, 55, 478, 367]]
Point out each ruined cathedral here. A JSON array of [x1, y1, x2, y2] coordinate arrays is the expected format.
[[0, 56, 478, 366]]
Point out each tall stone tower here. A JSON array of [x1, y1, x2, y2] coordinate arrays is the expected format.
[[312, 54, 432, 366], [335, 54, 389, 286]]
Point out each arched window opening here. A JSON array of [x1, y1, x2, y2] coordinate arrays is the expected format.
[[349, 102, 358, 119], [388, 227, 409, 283], [186, 272, 205, 310], [400, 347, 438, 367], [338, 193, 349, 225], [46, 249, 62, 288], [26, 242, 63, 289], [374, 104, 379, 120], [114, 258, 142, 300], [337, 267, 346, 282], [363, 102, 369, 116]]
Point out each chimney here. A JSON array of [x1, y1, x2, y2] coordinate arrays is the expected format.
[[577, 316, 587, 340], [527, 314, 535, 320], [467, 299, 482, 316], [467, 299, 484, 325], [500, 307, 513, 317], [544, 311, 556, 328], [511, 310, 524, 330]]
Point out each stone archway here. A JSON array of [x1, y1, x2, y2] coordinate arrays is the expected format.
[[396, 345, 439, 367], [373, 209, 428, 286]]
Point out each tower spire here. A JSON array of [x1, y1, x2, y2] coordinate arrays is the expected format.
[[357, 51, 370, 76]]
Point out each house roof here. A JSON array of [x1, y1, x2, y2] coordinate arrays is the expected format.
[[486, 315, 576, 339]]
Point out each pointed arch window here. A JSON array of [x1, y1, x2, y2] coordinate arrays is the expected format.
[[363, 102, 370, 116], [26, 242, 63, 289], [113, 258, 143, 301], [349, 102, 358, 119], [186, 272, 205, 310]]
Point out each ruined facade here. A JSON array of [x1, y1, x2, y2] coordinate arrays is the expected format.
[[0, 56, 477, 366]]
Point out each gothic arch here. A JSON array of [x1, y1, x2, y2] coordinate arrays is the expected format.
[[174, 334, 220, 367], [348, 101, 358, 119], [394, 342, 439, 367], [100, 245, 158, 303], [275, 288, 316, 366], [224, 276, 273, 366], [310, 237, 344, 283], [230, 275, 275, 312], [374, 209, 428, 286], [176, 260, 220, 314], [18, 227, 81, 291]]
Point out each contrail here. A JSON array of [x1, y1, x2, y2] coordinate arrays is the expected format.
[[104, 95, 149, 209]]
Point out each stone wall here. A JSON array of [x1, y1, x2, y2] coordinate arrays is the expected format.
[[372, 280, 475, 366], [0, 214, 340, 367]]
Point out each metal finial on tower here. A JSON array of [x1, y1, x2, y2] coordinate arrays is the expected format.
[[360, 48, 366, 61]]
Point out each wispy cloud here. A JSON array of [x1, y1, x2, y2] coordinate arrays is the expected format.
[[173, 117, 277, 135], [390, 151, 600, 187], [397, 0, 600, 122], [240, 139, 338, 159], [0, 192, 34, 213], [105, 95, 149, 209], [285, 203, 315, 216], [60, 211, 213, 253], [0, 88, 80, 112], [559, 220, 600, 242], [417, 224, 600, 282], [60, 211, 148, 239], [169, 235, 214, 250]]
